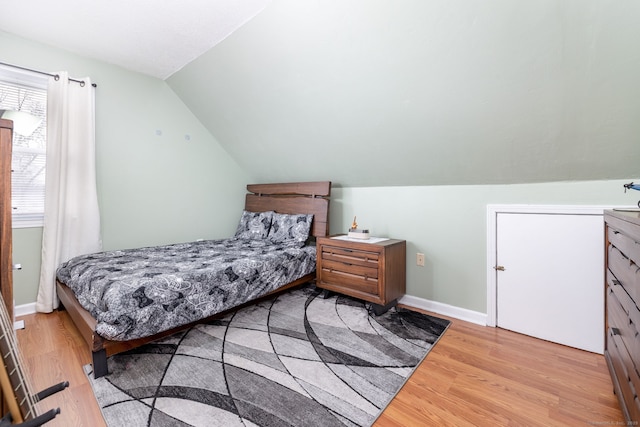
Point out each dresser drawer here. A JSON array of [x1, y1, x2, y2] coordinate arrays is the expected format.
[[607, 269, 635, 317], [607, 284, 628, 336], [609, 226, 640, 267], [608, 283, 640, 364], [610, 327, 640, 422], [608, 328, 631, 386], [608, 330, 640, 421], [608, 245, 640, 302]]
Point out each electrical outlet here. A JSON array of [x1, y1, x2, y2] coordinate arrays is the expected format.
[[416, 253, 425, 267]]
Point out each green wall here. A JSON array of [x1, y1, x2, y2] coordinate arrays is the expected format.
[[2, 31, 639, 318], [11, 228, 42, 305], [12, 177, 640, 312], [168, 0, 640, 188], [1, 32, 250, 305], [330, 179, 639, 313]]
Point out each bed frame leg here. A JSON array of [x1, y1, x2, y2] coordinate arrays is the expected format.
[[92, 349, 108, 378]]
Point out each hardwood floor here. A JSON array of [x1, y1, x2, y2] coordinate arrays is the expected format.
[[15, 308, 623, 427], [376, 310, 623, 426]]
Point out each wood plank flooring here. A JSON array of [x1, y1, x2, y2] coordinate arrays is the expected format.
[[15, 308, 623, 427]]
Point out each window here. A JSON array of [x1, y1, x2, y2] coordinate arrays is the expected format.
[[0, 68, 48, 228]]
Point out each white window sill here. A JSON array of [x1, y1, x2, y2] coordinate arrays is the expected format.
[[12, 216, 44, 229]]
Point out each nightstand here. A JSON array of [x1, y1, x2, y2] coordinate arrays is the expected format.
[[316, 235, 406, 315]]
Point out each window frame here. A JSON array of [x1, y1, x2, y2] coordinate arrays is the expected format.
[[0, 66, 48, 229]]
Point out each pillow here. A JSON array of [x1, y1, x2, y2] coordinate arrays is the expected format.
[[267, 212, 313, 244], [234, 210, 274, 240]]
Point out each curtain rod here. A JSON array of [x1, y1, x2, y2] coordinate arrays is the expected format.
[[0, 61, 97, 88]]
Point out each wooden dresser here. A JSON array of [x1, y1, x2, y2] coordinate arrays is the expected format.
[[0, 118, 13, 321], [604, 209, 640, 423], [316, 235, 406, 315], [0, 118, 13, 417]]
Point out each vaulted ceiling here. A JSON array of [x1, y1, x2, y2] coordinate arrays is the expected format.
[[0, 0, 271, 79], [1, 0, 639, 187]]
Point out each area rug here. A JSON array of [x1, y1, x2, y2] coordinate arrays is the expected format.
[[85, 285, 450, 427]]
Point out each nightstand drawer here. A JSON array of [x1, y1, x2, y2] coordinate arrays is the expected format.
[[320, 246, 380, 267], [320, 268, 379, 295], [320, 258, 378, 279]]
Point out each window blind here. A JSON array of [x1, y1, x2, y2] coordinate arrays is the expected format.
[[0, 77, 48, 227]]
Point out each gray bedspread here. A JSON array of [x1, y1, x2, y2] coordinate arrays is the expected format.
[[56, 238, 316, 341]]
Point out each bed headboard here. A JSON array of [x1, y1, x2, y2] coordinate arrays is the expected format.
[[244, 181, 331, 238]]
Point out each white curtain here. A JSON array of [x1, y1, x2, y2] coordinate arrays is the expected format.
[[36, 72, 102, 312]]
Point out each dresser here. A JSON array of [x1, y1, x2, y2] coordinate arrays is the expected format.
[[316, 235, 406, 315], [0, 118, 13, 417], [604, 209, 640, 423], [0, 118, 13, 321]]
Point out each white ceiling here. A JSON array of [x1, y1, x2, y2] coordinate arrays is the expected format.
[[0, 0, 270, 80]]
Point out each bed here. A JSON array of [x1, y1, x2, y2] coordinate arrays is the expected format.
[[56, 181, 331, 378]]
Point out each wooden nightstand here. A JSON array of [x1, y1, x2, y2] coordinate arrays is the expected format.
[[316, 235, 406, 315]]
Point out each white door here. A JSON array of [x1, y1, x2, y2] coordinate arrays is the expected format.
[[496, 212, 604, 353]]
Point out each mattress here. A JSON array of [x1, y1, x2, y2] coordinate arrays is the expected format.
[[56, 238, 316, 341]]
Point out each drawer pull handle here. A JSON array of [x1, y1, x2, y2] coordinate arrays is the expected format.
[[612, 327, 621, 336], [612, 279, 621, 286]]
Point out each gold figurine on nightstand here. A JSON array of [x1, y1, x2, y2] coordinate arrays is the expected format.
[[348, 215, 370, 239]]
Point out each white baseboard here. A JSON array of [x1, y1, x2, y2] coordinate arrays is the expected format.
[[399, 294, 487, 326], [15, 302, 37, 318], [14, 295, 488, 326]]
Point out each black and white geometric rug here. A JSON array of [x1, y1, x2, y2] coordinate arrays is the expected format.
[[86, 285, 450, 427]]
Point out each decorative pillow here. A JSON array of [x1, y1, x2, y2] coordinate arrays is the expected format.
[[267, 212, 313, 244], [234, 210, 274, 240]]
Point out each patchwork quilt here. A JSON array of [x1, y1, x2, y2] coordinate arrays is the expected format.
[[56, 238, 316, 341]]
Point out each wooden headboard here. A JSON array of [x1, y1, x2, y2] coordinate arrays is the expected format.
[[244, 181, 331, 237]]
